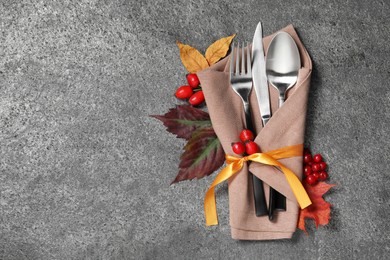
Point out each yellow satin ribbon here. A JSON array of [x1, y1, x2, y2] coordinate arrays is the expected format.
[[204, 143, 312, 226]]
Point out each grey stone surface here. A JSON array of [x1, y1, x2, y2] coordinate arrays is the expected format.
[[0, 0, 389, 259]]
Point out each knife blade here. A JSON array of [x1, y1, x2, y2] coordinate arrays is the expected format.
[[252, 22, 271, 126], [250, 22, 269, 217]]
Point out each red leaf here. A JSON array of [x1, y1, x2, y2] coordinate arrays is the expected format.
[[297, 181, 336, 234], [151, 105, 211, 140], [172, 127, 225, 184]]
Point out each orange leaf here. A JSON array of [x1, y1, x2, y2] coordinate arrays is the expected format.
[[205, 34, 236, 65], [297, 181, 336, 234], [176, 41, 209, 73]]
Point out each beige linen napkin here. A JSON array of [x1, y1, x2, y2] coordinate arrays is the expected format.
[[197, 25, 312, 240]]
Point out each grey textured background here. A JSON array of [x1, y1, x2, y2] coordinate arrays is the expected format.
[[0, 0, 389, 259]]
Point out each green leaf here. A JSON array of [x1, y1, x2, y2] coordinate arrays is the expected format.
[[172, 127, 225, 183]]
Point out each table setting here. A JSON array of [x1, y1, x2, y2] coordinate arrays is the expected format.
[[153, 22, 335, 240], [2, 0, 390, 257]]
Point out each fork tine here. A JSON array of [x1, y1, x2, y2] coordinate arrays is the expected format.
[[241, 43, 245, 74], [235, 42, 240, 74], [246, 43, 252, 76], [230, 42, 235, 76]]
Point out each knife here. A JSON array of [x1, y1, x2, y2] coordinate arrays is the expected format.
[[251, 22, 269, 217], [252, 22, 271, 127], [252, 22, 286, 220]]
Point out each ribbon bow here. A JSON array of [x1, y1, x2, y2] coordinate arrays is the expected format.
[[204, 143, 312, 226]]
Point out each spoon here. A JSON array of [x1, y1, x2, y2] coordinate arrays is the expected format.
[[266, 32, 301, 220], [266, 32, 301, 107]]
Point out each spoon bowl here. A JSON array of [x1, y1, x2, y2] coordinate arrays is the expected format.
[[266, 32, 301, 107]]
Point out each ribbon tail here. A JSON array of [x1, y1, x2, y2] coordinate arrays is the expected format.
[[204, 161, 243, 226], [204, 187, 218, 226], [280, 165, 312, 209]]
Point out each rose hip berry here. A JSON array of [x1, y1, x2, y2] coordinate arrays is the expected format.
[[318, 171, 328, 181], [319, 161, 327, 171], [313, 154, 322, 163], [239, 129, 254, 142], [304, 165, 312, 176], [245, 141, 259, 155], [312, 163, 321, 172], [232, 142, 245, 155], [175, 85, 193, 99], [186, 74, 200, 88], [304, 154, 312, 164], [312, 172, 320, 180], [188, 90, 205, 106], [306, 175, 317, 185]]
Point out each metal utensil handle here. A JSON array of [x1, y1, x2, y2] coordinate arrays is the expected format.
[[244, 103, 268, 217], [269, 98, 287, 220], [269, 188, 287, 220], [278, 96, 285, 107], [244, 102, 254, 132]]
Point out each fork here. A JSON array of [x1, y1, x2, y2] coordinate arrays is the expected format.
[[229, 42, 268, 217]]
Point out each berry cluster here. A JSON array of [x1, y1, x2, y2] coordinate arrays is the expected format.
[[231, 129, 259, 155], [175, 74, 205, 106], [303, 149, 329, 185]]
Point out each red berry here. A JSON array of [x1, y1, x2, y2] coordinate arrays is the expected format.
[[307, 161, 313, 166], [232, 142, 245, 155], [245, 141, 259, 155], [175, 85, 193, 99], [304, 154, 312, 164], [312, 163, 321, 172], [312, 172, 320, 180], [313, 154, 323, 163], [239, 129, 254, 142], [318, 171, 328, 181], [186, 74, 200, 88], [305, 175, 317, 185], [319, 161, 327, 171], [304, 165, 312, 176], [188, 90, 205, 106]]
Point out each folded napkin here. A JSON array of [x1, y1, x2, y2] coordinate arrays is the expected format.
[[197, 25, 312, 240]]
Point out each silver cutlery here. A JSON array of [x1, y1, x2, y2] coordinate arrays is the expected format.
[[251, 22, 272, 217], [252, 22, 271, 127], [266, 32, 301, 106], [230, 42, 267, 217], [266, 31, 301, 220]]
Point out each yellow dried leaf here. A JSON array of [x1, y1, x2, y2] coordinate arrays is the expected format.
[[205, 34, 236, 65], [176, 41, 209, 73]]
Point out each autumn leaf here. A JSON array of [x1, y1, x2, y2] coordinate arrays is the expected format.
[[205, 34, 236, 65], [171, 127, 225, 184], [297, 181, 336, 234], [176, 41, 209, 73], [151, 105, 212, 140], [151, 106, 224, 183]]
